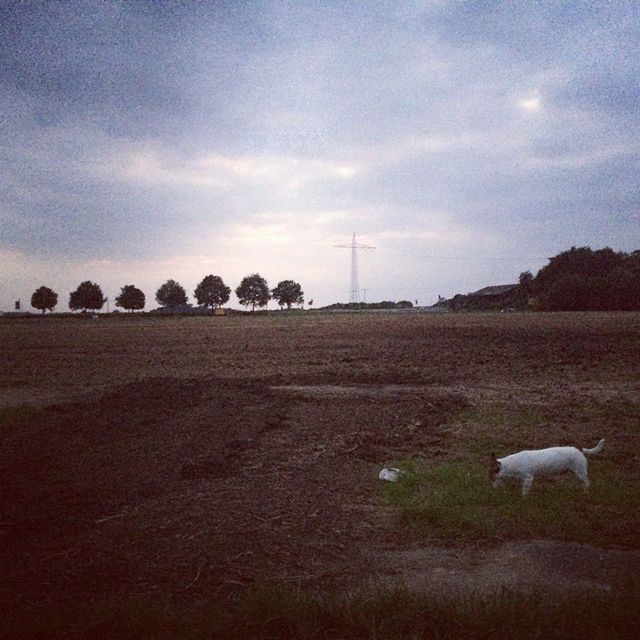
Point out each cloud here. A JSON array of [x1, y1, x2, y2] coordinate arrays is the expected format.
[[524, 143, 638, 170], [91, 142, 360, 194], [376, 221, 502, 248], [1, 1, 639, 311]]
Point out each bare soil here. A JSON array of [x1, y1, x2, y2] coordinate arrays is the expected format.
[[1, 312, 639, 609]]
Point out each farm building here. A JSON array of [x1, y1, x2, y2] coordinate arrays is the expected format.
[[446, 283, 520, 311], [468, 284, 519, 305]]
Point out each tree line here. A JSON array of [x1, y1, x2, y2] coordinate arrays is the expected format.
[[29, 273, 305, 314], [26, 246, 640, 315]]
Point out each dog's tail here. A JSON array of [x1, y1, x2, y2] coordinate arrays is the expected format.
[[582, 438, 605, 457]]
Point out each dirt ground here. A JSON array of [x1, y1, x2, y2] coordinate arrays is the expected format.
[[1, 312, 640, 609]]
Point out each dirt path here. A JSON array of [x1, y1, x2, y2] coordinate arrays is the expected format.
[[381, 540, 640, 596]]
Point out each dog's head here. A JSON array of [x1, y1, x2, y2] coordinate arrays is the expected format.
[[489, 453, 501, 483]]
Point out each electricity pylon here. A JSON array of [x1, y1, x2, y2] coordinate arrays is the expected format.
[[334, 232, 375, 303]]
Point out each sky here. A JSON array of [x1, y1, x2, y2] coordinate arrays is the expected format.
[[1, 0, 639, 311]]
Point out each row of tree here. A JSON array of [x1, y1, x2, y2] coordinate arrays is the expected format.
[[29, 273, 305, 314]]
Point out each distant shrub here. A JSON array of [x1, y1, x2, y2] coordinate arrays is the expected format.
[[533, 247, 640, 311]]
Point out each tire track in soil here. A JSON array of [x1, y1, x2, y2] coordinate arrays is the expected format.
[[0, 377, 465, 604]]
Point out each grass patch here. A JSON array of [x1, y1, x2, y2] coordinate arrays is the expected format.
[[383, 459, 640, 546], [3, 584, 640, 639], [235, 583, 640, 640], [0, 596, 184, 640], [0, 406, 42, 433]]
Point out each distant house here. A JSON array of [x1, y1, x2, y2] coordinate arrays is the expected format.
[[462, 284, 519, 310], [468, 284, 519, 304], [444, 283, 520, 311]]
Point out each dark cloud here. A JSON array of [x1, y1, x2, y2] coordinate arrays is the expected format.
[[1, 2, 196, 137], [552, 70, 640, 117], [429, 1, 622, 56]]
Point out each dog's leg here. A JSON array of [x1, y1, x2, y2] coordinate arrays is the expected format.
[[574, 458, 590, 491], [522, 475, 534, 497], [575, 469, 590, 491]]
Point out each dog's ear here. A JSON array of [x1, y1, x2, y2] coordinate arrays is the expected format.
[[490, 452, 497, 462]]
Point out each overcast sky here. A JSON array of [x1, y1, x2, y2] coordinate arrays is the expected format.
[[2, 1, 639, 311]]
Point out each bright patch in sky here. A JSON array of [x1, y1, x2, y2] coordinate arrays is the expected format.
[[518, 96, 542, 111]]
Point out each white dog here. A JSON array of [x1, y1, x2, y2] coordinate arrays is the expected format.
[[489, 439, 605, 496]]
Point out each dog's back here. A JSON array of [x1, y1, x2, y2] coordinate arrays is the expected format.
[[499, 446, 586, 478]]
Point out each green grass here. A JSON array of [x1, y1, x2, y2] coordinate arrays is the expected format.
[[234, 583, 640, 640], [0, 596, 185, 640], [3, 583, 640, 640], [0, 406, 42, 433], [382, 458, 640, 546], [399, 400, 640, 547]]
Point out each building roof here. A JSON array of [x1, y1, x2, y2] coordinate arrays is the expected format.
[[469, 284, 519, 297]]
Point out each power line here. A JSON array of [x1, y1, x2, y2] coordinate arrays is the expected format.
[[334, 233, 375, 304]]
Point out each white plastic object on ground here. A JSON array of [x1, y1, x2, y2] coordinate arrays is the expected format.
[[378, 467, 404, 482]]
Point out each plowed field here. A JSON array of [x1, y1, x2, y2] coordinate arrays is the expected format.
[[2, 312, 640, 609]]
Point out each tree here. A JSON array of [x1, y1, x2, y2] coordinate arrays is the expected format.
[[513, 270, 534, 308], [115, 285, 146, 313], [194, 274, 231, 310], [155, 279, 188, 309], [532, 246, 640, 311], [69, 281, 105, 313], [271, 279, 304, 309], [236, 273, 270, 311], [31, 286, 58, 314], [519, 271, 534, 296]]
